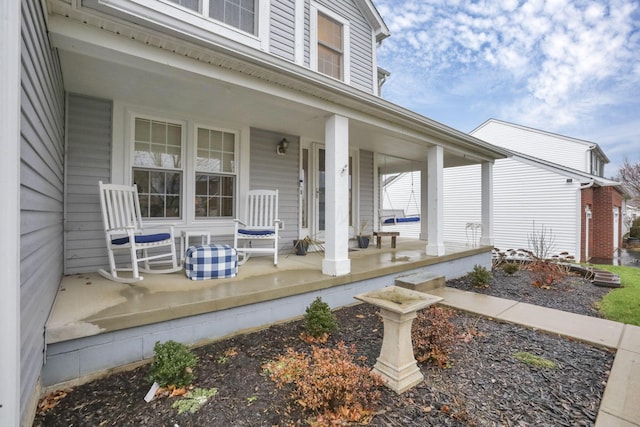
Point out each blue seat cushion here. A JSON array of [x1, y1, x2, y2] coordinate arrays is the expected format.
[[238, 229, 274, 236], [111, 233, 171, 245], [383, 216, 420, 224]]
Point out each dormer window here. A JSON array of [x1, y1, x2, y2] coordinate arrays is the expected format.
[[311, 3, 350, 83]]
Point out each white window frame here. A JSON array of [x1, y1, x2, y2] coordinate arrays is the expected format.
[[99, 0, 270, 51], [120, 109, 240, 226], [192, 123, 239, 221], [310, 2, 350, 84]]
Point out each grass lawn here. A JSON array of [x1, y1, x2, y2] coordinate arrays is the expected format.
[[595, 264, 640, 326]]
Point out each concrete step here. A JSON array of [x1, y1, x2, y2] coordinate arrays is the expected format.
[[395, 271, 446, 292]]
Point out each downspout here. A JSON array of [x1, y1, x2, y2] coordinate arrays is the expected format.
[[581, 180, 594, 262], [584, 206, 592, 262]]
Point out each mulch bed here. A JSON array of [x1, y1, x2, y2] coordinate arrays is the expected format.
[[34, 269, 615, 426]]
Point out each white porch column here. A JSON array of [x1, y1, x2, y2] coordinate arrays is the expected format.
[[419, 163, 428, 241], [322, 114, 351, 276], [0, 0, 21, 424], [426, 145, 445, 256], [480, 161, 494, 246]]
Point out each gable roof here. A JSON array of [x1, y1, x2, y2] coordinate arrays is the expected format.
[[354, 0, 390, 42], [472, 118, 609, 163]]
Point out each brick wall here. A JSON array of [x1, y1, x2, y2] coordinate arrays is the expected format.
[[581, 186, 624, 262]]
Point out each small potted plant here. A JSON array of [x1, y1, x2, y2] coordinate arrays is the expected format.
[[357, 219, 370, 249], [293, 237, 310, 256]]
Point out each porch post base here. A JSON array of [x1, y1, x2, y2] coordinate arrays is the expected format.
[[322, 258, 351, 276], [426, 243, 445, 256]]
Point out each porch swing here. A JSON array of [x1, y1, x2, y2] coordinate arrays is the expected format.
[[380, 172, 421, 225]]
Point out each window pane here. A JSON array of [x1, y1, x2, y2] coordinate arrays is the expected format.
[[318, 45, 341, 79], [196, 127, 235, 173], [134, 168, 182, 218], [195, 172, 235, 218], [167, 0, 199, 11], [318, 13, 342, 51], [210, 0, 256, 35], [134, 119, 182, 169]]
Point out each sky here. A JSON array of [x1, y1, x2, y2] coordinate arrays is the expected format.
[[373, 0, 640, 177]]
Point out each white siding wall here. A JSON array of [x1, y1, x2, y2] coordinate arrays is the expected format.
[[249, 128, 299, 253], [472, 121, 590, 172], [20, 0, 66, 419], [270, 0, 296, 61], [443, 165, 482, 244], [305, 0, 375, 93], [65, 95, 113, 274], [443, 158, 581, 257]]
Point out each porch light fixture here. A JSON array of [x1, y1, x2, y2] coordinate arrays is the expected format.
[[277, 138, 289, 155]]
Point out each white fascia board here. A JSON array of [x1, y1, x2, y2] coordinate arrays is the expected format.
[[353, 0, 390, 42]]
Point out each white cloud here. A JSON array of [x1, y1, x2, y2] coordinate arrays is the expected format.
[[375, 0, 640, 163]]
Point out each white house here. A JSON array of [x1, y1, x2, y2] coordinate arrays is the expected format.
[[2, 1, 510, 424], [443, 119, 627, 262]]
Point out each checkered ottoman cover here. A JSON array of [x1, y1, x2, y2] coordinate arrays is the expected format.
[[184, 244, 238, 280]]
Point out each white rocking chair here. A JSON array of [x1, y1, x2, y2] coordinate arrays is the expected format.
[[233, 189, 281, 266], [98, 181, 181, 283]]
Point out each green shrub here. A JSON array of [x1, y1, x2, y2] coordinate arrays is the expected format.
[[411, 306, 458, 368], [303, 297, 338, 338], [265, 342, 384, 423], [502, 263, 519, 275], [147, 340, 198, 387], [469, 264, 492, 287]]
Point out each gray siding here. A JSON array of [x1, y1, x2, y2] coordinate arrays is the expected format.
[[21, 0, 66, 419], [249, 128, 299, 253], [305, 0, 375, 93], [65, 95, 112, 274], [359, 150, 374, 235], [270, 0, 296, 61]]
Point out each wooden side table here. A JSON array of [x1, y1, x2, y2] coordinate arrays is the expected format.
[[373, 231, 400, 249]]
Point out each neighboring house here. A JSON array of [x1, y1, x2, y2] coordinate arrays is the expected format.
[[442, 119, 627, 262], [2, 1, 509, 424]]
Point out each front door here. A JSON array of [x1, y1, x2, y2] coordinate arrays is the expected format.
[[299, 143, 355, 242]]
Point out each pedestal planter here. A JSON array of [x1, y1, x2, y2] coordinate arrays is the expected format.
[[355, 286, 442, 393]]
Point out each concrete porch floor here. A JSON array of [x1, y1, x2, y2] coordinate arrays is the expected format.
[[47, 239, 488, 345]]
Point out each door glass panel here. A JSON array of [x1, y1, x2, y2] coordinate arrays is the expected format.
[[319, 149, 325, 232], [301, 148, 309, 229]]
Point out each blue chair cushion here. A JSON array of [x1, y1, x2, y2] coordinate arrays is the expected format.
[[383, 216, 420, 224], [238, 229, 274, 236], [111, 233, 171, 245]]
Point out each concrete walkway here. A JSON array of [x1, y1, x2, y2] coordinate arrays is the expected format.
[[428, 287, 640, 427]]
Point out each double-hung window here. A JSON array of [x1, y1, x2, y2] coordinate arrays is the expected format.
[[165, 0, 257, 35], [195, 127, 236, 218], [311, 4, 350, 83], [133, 118, 183, 218], [131, 115, 237, 221]]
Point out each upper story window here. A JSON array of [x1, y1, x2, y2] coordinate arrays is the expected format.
[[311, 3, 350, 83], [590, 150, 604, 177], [166, 0, 257, 35], [317, 13, 343, 79], [100, 0, 270, 50]]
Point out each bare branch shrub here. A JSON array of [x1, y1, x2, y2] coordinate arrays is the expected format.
[[528, 222, 556, 260]]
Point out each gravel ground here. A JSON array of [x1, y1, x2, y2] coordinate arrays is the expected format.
[[34, 268, 615, 426]]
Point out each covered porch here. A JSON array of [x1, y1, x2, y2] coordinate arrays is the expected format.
[[43, 239, 491, 387]]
